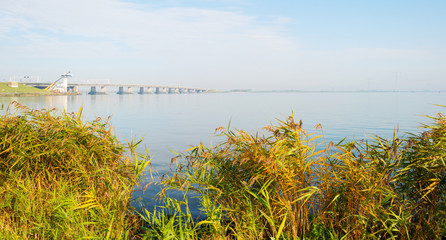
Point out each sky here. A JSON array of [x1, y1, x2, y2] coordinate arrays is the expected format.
[[1, 0, 445, 91]]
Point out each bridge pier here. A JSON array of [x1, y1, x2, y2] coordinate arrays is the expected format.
[[68, 86, 79, 93], [88, 86, 108, 95], [139, 87, 154, 94], [100, 86, 107, 94], [155, 87, 167, 94], [88, 86, 97, 95], [117, 86, 133, 94]]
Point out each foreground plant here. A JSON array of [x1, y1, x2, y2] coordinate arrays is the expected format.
[[158, 110, 446, 240], [0, 102, 150, 239], [395, 112, 446, 239], [2, 101, 444, 239]]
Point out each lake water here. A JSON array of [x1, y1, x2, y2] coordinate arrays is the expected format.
[[1, 91, 445, 213]]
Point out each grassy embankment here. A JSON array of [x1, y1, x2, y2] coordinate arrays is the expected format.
[[1, 102, 445, 239], [0, 82, 51, 95]]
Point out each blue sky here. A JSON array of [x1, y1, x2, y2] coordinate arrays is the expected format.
[[1, 0, 445, 90]]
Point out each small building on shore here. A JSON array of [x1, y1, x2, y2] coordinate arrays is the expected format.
[[7, 81, 18, 88]]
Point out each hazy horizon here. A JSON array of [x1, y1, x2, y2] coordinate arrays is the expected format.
[[1, 0, 445, 91]]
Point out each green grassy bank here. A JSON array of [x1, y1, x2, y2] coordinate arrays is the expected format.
[[1, 102, 445, 239], [0, 82, 50, 95]]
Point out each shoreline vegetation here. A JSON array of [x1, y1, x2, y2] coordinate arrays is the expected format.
[[1, 102, 445, 239]]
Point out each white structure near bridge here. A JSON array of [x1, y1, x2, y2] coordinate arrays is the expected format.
[[46, 72, 72, 93]]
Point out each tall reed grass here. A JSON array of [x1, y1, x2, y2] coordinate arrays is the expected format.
[[156, 111, 446, 240], [0, 102, 149, 239], [1, 102, 444, 239]]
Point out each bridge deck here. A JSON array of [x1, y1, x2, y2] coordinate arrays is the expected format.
[[24, 82, 207, 91]]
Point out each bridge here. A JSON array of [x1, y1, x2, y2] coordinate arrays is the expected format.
[[22, 73, 207, 95], [26, 82, 208, 95]]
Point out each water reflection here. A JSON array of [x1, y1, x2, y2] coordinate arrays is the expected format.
[[43, 95, 68, 110]]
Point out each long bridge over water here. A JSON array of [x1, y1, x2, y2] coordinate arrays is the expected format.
[[25, 82, 208, 95], [19, 73, 207, 94]]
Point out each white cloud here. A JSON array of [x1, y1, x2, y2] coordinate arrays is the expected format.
[[1, 1, 296, 52], [0, 0, 301, 88], [1, 0, 444, 90]]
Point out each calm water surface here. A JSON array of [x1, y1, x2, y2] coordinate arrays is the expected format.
[[1, 92, 445, 212]]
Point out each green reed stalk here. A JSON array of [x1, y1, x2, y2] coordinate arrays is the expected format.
[[157, 109, 446, 240], [0, 102, 149, 239], [3, 102, 444, 239]]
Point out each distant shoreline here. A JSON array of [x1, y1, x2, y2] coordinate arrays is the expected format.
[[224, 89, 444, 93]]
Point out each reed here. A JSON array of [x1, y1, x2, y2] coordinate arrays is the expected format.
[[0, 102, 150, 239], [395, 111, 446, 239], [1, 101, 444, 239], [158, 111, 446, 239]]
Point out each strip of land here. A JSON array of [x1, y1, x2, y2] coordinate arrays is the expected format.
[[0, 82, 68, 96]]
